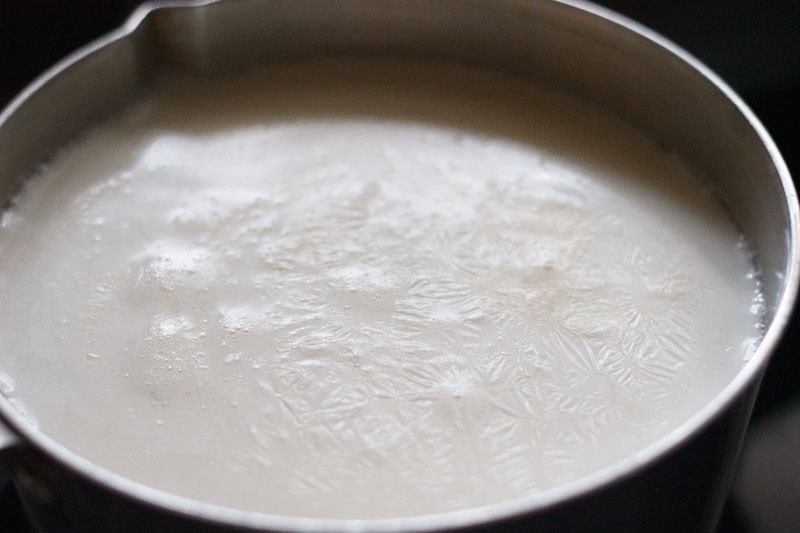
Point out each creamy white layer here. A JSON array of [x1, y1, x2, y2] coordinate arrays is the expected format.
[[0, 60, 762, 518]]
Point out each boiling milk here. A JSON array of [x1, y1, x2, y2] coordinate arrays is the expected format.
[[0, 60, 763, 518]]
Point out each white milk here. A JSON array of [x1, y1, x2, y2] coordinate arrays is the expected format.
[[0, 59, 762, 518]]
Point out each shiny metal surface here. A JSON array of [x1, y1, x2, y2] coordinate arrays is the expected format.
[[0, 0, 797, 531]]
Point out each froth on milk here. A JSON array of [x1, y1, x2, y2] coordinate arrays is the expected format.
[[0, 59, 763, 518]]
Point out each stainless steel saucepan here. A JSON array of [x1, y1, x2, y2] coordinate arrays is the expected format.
[[0, 1, 797, 531]]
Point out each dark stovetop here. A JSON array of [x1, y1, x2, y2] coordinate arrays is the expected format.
[[2, 1, 800, 531]]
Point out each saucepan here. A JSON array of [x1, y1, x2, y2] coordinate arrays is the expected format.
[[0, 0, 797, 531]]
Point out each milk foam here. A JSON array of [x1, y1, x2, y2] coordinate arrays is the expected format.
[[0, 59, 762, 518]]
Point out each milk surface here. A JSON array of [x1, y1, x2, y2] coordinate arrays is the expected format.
[[0, 60, 762, 518]]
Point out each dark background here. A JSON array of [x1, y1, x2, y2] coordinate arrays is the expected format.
[[2, 1, 800, 531]]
